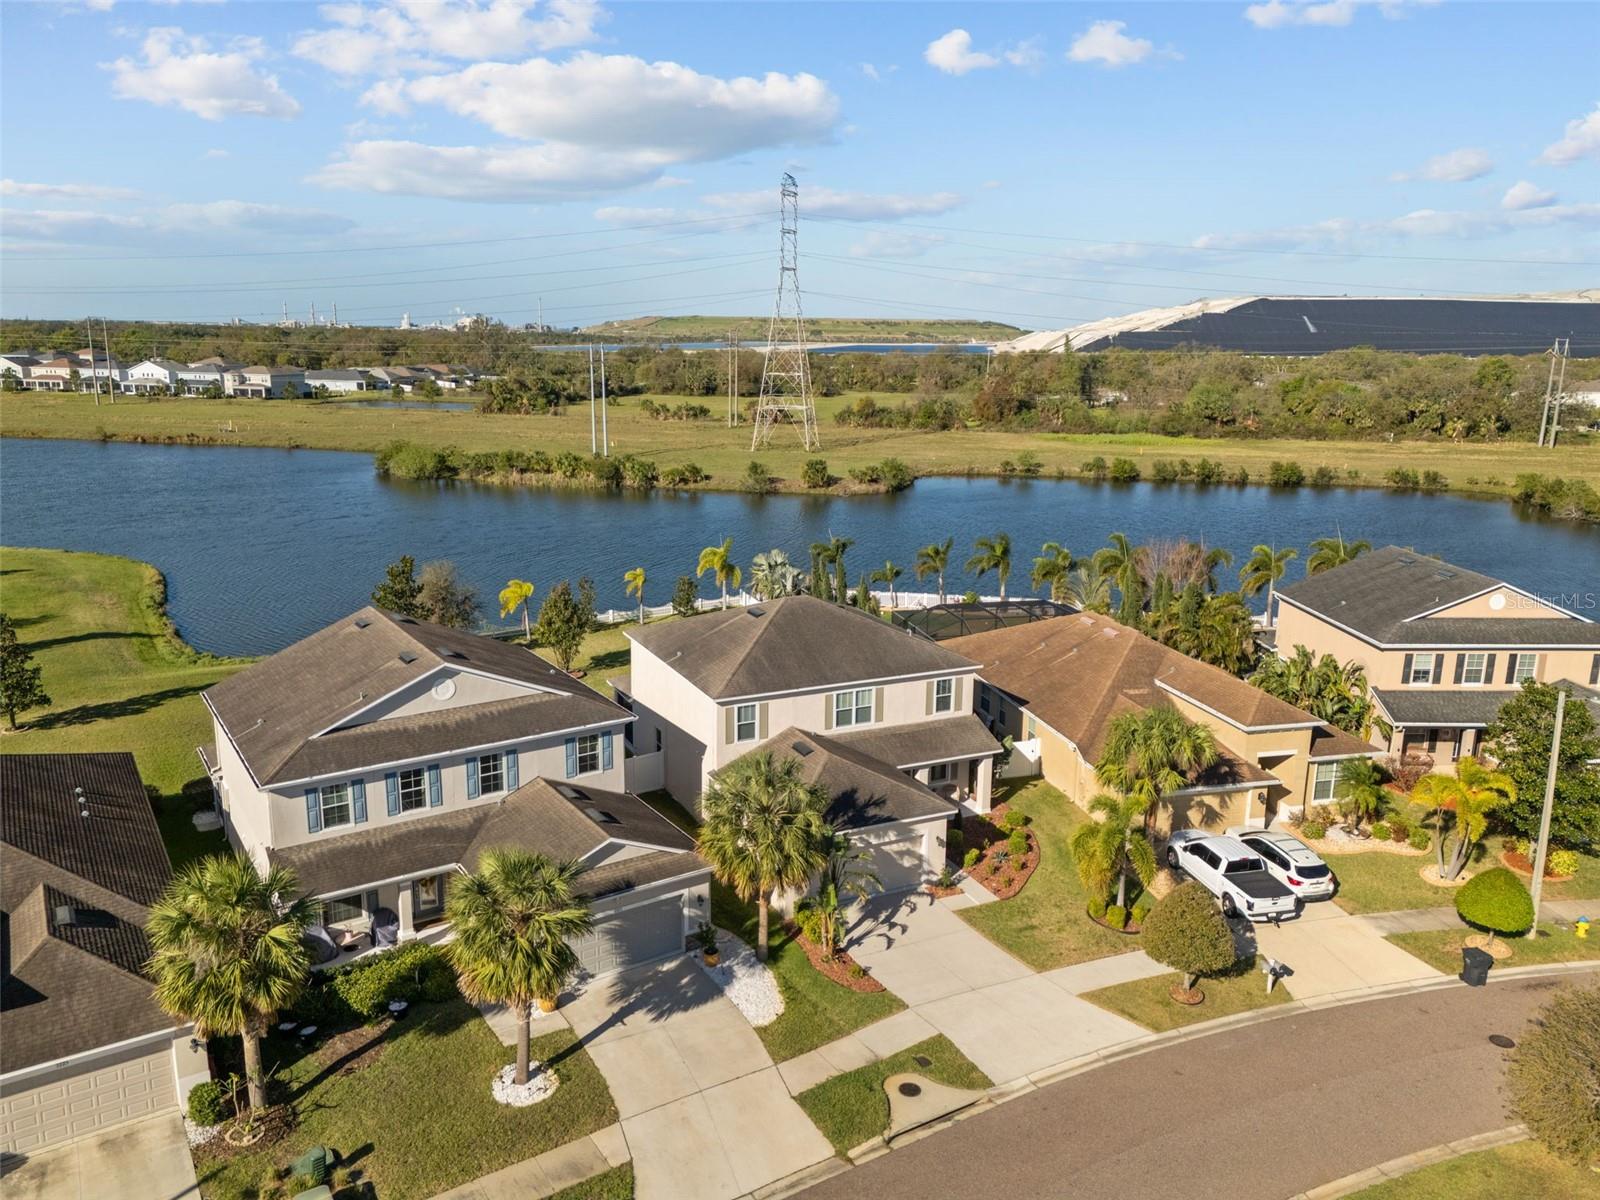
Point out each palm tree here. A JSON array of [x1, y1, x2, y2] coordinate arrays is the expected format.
[[697, 537, 742, 609], [1200, 546, 1234, 594], [808, 541, 834, 601], [1336, 756, 1386, 830], [1412, 756, 1516, 880], [915, 538, 953, 604], [1250, 646, 1390, 740], [146, 854, 314, 1113], [750, 550, 799, 600], [1095, 706, 1219, 814], [1092, 533, 1144, 623], [1062, 563, 1112, 613], [499, 579, 535, 641], [966, 532, 1013, 601], [1071, 793, 1158, 909], [870, 560, 903, 609], [1193, 592, 1257, 674], [796, 834, 882, 960], [1306, 533, 1371, 576], [828, 535, 854, 604], [623, 566, 647, 624], [1031, 542, 1074, 603], [1239, 544, 1298, 625], [697, 752, 830, 962], [446, 849, 593, 1085]]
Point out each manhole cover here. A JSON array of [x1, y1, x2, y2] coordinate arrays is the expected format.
[[912, 1055, 933, 1069], [1488, 1034, 1516, 1049], [897, 1082, 922, 1097]]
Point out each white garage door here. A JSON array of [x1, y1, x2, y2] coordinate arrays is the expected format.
[[1, 1043, 175, 1155], [573, 897, 685, 978], [863, 834, 928, 893]]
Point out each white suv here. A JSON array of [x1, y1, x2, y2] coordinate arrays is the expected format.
[[1228, 828, 1336, 901]]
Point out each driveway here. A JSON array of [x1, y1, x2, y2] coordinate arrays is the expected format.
[[0, 1114, 197, 1200], [558, 956, 832, 1200], [844, 894, 1147, 1083], [1247, 900, 1444, 999]]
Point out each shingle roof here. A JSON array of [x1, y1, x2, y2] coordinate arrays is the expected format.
[[1277, 546, 1596, 647], [204, 607, 628, 785], [1308, 725, 1378, 759], [628, 595, 976, 701], [306, 369, 367, 381], [946, 612, 1317, 764], [742, 727, 956, 829], [829, 715, 1002, 768], [1372, 688, 1521, 727]]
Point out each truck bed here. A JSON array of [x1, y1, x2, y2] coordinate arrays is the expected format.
[[1228, 871, 1294, 903]]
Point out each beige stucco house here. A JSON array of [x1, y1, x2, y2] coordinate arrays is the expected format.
[[1272, 546, 1600, 767]]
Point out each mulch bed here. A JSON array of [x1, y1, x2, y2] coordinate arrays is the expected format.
[[953, 803, 1041, 900], [312, 1018, 394, 1075], [925, 881, 964, 899], [196, 1104, 296, 1161], [786, 923, 886, 993], [1087, 913, 1143, 935], [1501, 848, 1575, 882]]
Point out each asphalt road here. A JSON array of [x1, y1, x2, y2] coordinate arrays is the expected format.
[[797, 973, 1595, 1200]]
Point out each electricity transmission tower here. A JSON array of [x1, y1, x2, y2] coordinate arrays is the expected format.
[[751, 173, 819, 450], [1537, 337, 1570, 448]]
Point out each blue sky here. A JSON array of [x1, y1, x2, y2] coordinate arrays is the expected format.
[[1, 0, 1596, 331]]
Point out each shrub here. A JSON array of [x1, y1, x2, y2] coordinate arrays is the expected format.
[[1506, 983, 1600, 1166], [801, 458, 830, 488], [1087, 895, 1108, 920], [187, 1080, 227, 1126], [1408, 827, 1431, 851], [670, 575, 700, 618], [1386, 467, 1420, 490], [947, 828, 964, 856], [1105, 905, 1127, 930], [1152, 459, 1180, 483], [553, 450, 586, 479], [1141, 880, 1238, 993], [1310, 465, 1338, 487], [877, 457, 915, 492], [621, 455, 658, 489], [743, 460, 775, 494], [588, 454, 623, 489], [1132, 895, 1154, 924], [1302, 820, 1327, 840], [1420, 470, 1448, 491], [1002, 809, 1028, 831], [1388, 818, 1411, 843], [963, 847, 981, 870], [1109, 457, 1141, 482], [329, 941, 455, 1020], [1548, 848, 1581, 877], [1193, 457, 1224, 484], [1455, 867, 1534, 943], [661, 462, 708, 487], [1080, 455, 1108, 479], [1371, 821, 1392, 841], [1267, 460, 1305, 487], [374, 439, 457, 481], [1008, 828, 1029, 857], [1229, 465, 1250, 485]]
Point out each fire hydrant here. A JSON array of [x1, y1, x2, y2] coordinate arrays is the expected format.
[[1577, 916, 1590, 940]]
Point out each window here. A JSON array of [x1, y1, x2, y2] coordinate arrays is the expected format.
[[477, 752, 505, 794], [928, 763, 953, 784], [323, 894, 364, 926], [575, 733, 602, 775], [833, 688, 873, 727], [1408, 653, 1437, 685], [978, 684, 991, 714], [1460, 652, 1487, 685], [397, 767, 427, 812], [734, 703, 758, 742], [933, 679, 954, 714], [1512, 653, 1538, 684], [319, 782, 352, 829], [1312, 762, 1339, 803]]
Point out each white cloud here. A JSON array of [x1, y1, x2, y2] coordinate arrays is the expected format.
[[311, 140, 671, 202], [2, 201, 354, 247], [1066, 20, 1157, 68], [0, 180, 140, 201], [860, 62, 880, 81], [1539, 102, 1600, 166], [848, 230, 941, 259], [1244, 1, 1433, 29], [1004, 38, 1045, 69], [1193, 201, 1600, 250], [1502, 180, 1556, 211], [202, 148, 230, 159], [925, 30, 998, 75], [106, 28, 300, 121], [703, 185, 963, 221], [1390, 146, 1494, 183]]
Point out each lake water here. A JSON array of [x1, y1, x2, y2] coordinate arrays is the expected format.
[[1, 438, 1594, 657]]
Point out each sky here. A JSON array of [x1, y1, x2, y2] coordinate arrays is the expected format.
[[1, 0, 1597, 334]]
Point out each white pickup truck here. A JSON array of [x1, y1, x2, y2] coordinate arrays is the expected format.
[[1166, 831, 1299, 922]]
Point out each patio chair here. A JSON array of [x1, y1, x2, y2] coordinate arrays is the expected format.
[[370, 906, 399, 948], [301, 925, 339, 966]]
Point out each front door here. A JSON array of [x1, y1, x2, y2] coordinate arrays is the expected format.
[[413, 874, 445, 921]]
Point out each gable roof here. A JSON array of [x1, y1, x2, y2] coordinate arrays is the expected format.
[[204, 607, 629, 785], [829, 715, 1002, 768], [945, 611, 1319, 764], [628, 595, 976, 700], [1277, 546, 1594, 646], [743, 727, 956, 829]]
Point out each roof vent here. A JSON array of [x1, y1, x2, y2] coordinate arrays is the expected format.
[[354, 617, 372, 629], [1397, 556, 1416, 566], [555, 783, 586, 801], [398, 651, 419, 664], [747, 607, 765, 618], [52, 904, 79, 927], [793, 741, 814, 757], [1433, 569, 1457, 580], [584, 806, 619, 825], [436, 646, 465, 659], [394, 616, 417, 624]]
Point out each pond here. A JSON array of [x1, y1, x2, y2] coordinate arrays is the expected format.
[[1, 438, 1594, 657]]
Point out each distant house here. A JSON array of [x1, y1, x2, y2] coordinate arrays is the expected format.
[[0, 352, 39, 388], [71, 349, 124, 390], [24, 357, 79, 391], [1, 753, 210, 1155], [122, 358, 187, 394], [229, 365, 308, 398], [305, 368, 373, 394], [366, 366, 422, 391]]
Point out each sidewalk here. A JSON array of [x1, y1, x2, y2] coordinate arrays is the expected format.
[[431, 1125, 629, 1200], [1358, 897, 1592, 936]]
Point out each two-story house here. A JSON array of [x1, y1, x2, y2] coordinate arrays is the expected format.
[[1273, 547, 1600, 767], [945, 610, 1376, 831], [228, 366, 308, 398], [616, 596, 1003, 890], [201, 608, 710, 978], [122, 358, 187, 394]]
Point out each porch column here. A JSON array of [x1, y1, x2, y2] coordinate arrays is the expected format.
[[397, 884, 415, 941], [974, 757, 993, 814]]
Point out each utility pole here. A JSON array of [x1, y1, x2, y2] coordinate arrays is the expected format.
[[1548, 337, 1570, 448], [85, 318, 101, 406], [727, 328, 737, 426], [752, 173, 819, 450], [1537, 338, 1569, 447], [599, 345, 609, 456], [1527, 687, 1566, 937], [101, 317, 114, 402], [588, 344, 597, 454]]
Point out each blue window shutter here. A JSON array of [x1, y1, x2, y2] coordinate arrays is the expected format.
[[351, 779, 368, 824], [386, 772, 400, 816], [305, 788, 322, 833], [505, 749, 519, 790], [466, 757, 480, 800], [601, 731, 614, 771], [365, 890, 380, 915], [565, 737, 578, 778], [427, 764, 442, 807]]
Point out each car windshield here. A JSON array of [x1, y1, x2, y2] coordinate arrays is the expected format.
[[1295, 863, 1331, 879], [1224, 857, 1265, 874]]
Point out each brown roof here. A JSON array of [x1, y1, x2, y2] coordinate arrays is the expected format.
[[266, 778, 698, 899], [743, 727, 956, 829], [830, 715, 1002, 767], [1308, 724, 1378, 759], [629, 595, 975, 701], [205, 607, 628, 785], [946, 611, 1319, 764]]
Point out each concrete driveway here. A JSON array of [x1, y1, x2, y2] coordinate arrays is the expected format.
[[0, 1114, 197, 1200], [845, 894, 1147, 1083], [560, 956, 832, 1200], [1247, 901, 1444, 999]]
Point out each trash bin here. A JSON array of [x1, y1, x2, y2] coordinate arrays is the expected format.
[[1460, 946, 1493, 987]]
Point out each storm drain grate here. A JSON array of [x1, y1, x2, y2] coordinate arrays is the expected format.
[[897, 1082, 922, 1097]]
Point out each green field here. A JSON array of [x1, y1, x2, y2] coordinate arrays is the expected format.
[[0, 547, 249, 864], [580, 315, 1021, 342], [8, 391, 1593, 502]]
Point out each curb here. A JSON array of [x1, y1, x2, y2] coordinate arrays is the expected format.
[[1286, 1125, 1527, 1200]]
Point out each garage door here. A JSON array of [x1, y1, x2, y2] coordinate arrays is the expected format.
[[863, 834, 928, 893], [1, 1043, 175, 1155], [573, 897, 685, 977]]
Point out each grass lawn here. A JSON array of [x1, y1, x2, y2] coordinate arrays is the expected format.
[[1386, 922, 1600, 974], [1347, 1141, 1599, 1199], [794, 1035, 992, 1155], [548, 1164, 634, 1200], [712, 882, 905, 1062], [196, 1001, 616, 1200], [530, 620, 639, 697], [0, 546, 251, 865], [1080, 957, 1294, 1032], [957, 780, 1149, 971], [1331, 848, 1600, 915]]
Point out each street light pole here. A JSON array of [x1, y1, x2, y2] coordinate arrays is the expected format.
[[1526, 687, 1566, 938]]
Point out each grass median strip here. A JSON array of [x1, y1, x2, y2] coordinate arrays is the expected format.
[[1385, 923, 1600, 974], [794, 1035, 992, 1156], [1346, 1141, 1596, 1200], [1331, 849, 1600, 915], [547, 1164, 634, 1200], [1079, 957, 1293, 1032]]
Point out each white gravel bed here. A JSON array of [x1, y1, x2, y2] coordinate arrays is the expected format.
[[183, 1117, 222, 1147], [491, 1062, 560, 1107], [698, 929, 784, 1027]]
